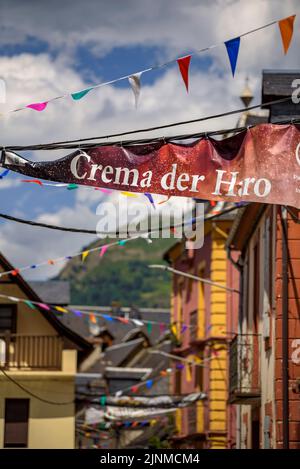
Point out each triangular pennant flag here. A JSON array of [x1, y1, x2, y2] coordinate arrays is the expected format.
[[147, 322, 152, 334], [24, 300, 35, 309], [0, 169, 9, 179], [278, 15, 296, 54], [128, 73, 142, 108], [146, 379, 153, 389], [67, 183, 78, 190], [131, 385, 138, 393], [224, 37, 240, 76], [181, 324, 188, 334], [100, 395, 106, 406], [89, 313, 97, 324], [26, 101, 49, 111], [99, 245, 108, 257], [117, 316, 129, 324], [38, 303, 50, 311], [177, 55, 191, 92], [71, 87, 93, 101], [102, 314, 114, 321], [82, 250, 89, 262], [144, 193, 155, 208], [118, 239, 128, 246], [132, 319, 144, 327], [55, 306, 68, 313]]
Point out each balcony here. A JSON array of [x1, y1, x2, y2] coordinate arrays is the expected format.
[[0, 333, 63, 370], [229, 333, 261, 404]]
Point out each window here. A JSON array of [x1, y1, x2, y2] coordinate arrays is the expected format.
[[190, 310, 198, 341], [0, 304, 17, 333], [175, 365, 181, 394], [253, 242, 260, 333], [4, 399, 29, 448], [194, 362, 203, 391]]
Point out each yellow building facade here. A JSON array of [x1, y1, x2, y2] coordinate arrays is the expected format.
[[0, 253, 91, 448]]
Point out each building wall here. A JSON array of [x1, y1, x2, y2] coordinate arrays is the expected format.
[[236, 206, 300, 449], [0, 271, 78, 449], [170, 220, 235, 448], [274, 208, 300, 449]]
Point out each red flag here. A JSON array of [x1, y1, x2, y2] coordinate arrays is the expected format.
[[278, 15, 296, 54], [177, 55, 191, 92]]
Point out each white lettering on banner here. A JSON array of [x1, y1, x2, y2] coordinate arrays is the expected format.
[[213, 170, 272, 198], [70, 151, 91, 179], [70, 155, 272, 198], [296, 142, 300, 167]]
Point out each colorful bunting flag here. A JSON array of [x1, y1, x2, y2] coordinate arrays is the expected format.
[[147, 322, 152, 334], [128, 73, 142, 108], [11, 269, 19, 276], [177, 55, 191, 92], [82, 250, 89, 262], [146, 379, 153, 389], [38, 303, 50, 311], [99, 245, 108, 258], [100, 395, 106, 406], [278, 15, 296, 54], [71, 88, 93, 101], [131, 385, 139, 393], [102, 314, 113, 321], [55, 306, 68, 313], [181, 324, 188, 334], [21, 179, 43, 186], [26, 101, 49, 111], [0, 169, 9, 179], [224, 37, 240, 76], [118, 239, 128, 246], [24, 300, 35, 309], [70, 309, 83, 317], [121, 191, 138, 197], [144, 193, 155, 208], [132, 319, 144, 327], [67, 183, 78, 190]]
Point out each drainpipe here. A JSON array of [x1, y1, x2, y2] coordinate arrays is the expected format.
[[281, 206, 289, 449]]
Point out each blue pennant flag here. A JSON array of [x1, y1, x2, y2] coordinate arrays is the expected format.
[[224, 37, 240, 76]]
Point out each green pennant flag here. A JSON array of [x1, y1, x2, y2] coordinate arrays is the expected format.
[[67, 183, 78, 190], [71, 88, 92, 100], [24, 300, 35, 309], [147, 322, 152, 334], [100, 395, 107, 406]]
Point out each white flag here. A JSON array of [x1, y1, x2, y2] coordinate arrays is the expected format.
[[128, 73, 142, 108]]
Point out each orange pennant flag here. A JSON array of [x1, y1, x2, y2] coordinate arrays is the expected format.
[[89, 313, 97, 324], [278, 15, 296, 54]]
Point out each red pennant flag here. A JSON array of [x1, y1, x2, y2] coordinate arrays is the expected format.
[[278, 15, 296, 54], [131, 385, 139, 393], [177, 55, 191, 92]]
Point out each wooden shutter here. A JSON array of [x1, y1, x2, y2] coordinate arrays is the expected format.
[[4, 399, 29, 447]]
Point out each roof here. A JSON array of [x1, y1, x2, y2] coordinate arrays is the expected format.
[[28, 280, 70, 305], [105, 338, 147, 366], [0, 253, 92, 353], [262, 69, 300, 97]]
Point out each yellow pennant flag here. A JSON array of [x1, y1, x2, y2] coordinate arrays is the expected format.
[[121, 191, 138, 197], [55, 306, 68, 313], [82, 250, 89, 262]]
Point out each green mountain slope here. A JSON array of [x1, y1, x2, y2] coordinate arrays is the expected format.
[[57, 237, 175, 308]]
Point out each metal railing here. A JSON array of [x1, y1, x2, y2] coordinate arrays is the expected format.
[[0, 333, 63, 370]]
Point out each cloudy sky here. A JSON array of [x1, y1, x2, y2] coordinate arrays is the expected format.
[[0, 0, 299, 279]]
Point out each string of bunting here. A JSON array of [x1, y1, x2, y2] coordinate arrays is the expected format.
[[0, 203, 243, 276], [1, 15, 295, 116]]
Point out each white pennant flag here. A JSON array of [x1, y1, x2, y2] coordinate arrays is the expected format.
[[128, 72, 142, 108]]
